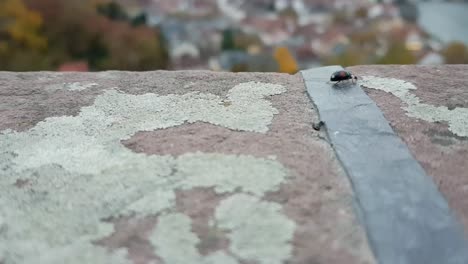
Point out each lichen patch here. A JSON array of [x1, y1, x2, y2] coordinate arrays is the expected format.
[[361, 76, 468, 137], [0, 82, 292, 264]]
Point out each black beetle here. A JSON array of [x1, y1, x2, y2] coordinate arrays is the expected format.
[[312, 121, 324, 131], [330, 70, 358, 84]]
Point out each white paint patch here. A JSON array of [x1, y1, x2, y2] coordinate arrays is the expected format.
[[0, 82, 293, 264], [361, 76, 468, 137]]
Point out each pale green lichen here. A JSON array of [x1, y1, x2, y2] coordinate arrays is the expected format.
[[177, 153, 286, 196], [361, 76, 468, 137], [19, 243, 129, 264], [151, 213, 238, 264], [46, 82, 98, 92], [151, 213, 204, 264], [66, 82, 98, 91], [214, 194, 295, 264], [0, 82, 294, 264], [150, 194, 295, 264]]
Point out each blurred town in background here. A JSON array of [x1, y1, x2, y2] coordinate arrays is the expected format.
[[1, 0, 468, 73]]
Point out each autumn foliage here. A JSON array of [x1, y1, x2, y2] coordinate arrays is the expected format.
[[0, 0, 48, 70], [0, 0, 168, 71], [274, 46, 298, 74], [0, 0, 46, 49]]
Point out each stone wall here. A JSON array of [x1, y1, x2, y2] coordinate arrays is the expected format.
[[1, 65, 467, 264]]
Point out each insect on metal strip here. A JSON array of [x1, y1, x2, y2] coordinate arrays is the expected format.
[[301, 65, 468, 264]]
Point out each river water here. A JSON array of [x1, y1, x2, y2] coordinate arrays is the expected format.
[[417, 2, 468, 45]]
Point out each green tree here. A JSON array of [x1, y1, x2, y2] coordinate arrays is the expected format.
[[325, 48, 366, 67], [443, 42, 468, 64], [131, 12, 147, 27], [377, 42, 416, 64], [234, 33, 261, 51], [221, 29, 236, 51], [0, 0, 49, 70], [0, 0, 46, 49], [96, 1, 128, 21], [231, 63, 248, 72]]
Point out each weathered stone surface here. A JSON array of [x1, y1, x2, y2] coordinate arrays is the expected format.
[[0, 71, 374, 264], [349, 65, 468, 230]]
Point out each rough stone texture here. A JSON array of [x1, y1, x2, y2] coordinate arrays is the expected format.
[[0, 71, 374, 264], [349, 65, 468, 230]]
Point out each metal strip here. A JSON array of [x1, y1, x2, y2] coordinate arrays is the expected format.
[[301, 66, 468, 264]]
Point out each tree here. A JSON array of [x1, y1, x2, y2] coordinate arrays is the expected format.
[[247, 54, 279, 72], [234, 33, 262, 51], [94, 20, 169, 70], [231, 63, 248, 72], [96, 1, 128, 21], [325, 48, 366, 67], [332, 10, 351, 25], [0, 0, 46, 49], [131, 12, 147, 27], [355, 7, 368, 19], [23, 0, 169, 71], [0, 0, 49, 70], [279, 6, 298, 22], [274, 46, 299, 74], [377, 42, 416, 64], [443, 42, 468, 64], [221, 29, 236, 51], [24, 0, 100, 64]]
